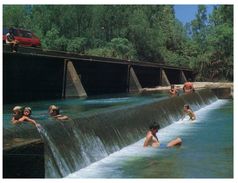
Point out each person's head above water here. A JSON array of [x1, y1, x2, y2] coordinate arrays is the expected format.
[[48, 105, 60, 116], [12, 106, 23, 118], [13, 106, 22, 113], [149, 123, 160, 130], [23, 107, 32, 116], [149, 122, 160, 135], [184, 104, 190, 110]]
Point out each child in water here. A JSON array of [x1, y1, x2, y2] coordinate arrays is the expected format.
[[12, 106, 40, 127], [48, 105, 69, 121], [182, 104, 196, 121]]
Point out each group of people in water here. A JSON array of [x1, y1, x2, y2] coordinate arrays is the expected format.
[[169, 80, 195, 97], [168, 80, 196, 121], [143, 103, 196, 148], [11, 80, 196, 149], [144, 80, 196, 148], [11, 105, 69, 127]]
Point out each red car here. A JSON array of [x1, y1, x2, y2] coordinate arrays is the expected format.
[[3, 27, 41, 47]]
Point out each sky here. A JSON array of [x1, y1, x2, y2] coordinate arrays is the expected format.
[[174, 5, 215, 25]]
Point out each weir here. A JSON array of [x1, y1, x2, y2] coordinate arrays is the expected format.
[[3, 88, 219, 178], [44, 89, 218, 177]]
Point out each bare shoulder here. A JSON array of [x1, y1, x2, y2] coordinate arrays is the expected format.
[[146, 131, 153, 138]]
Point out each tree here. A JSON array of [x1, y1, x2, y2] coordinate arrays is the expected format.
[[189, 5, 233, 81], [3, 5, 29, 28], [3, 5, 233, 81], [191, 5, 208, 53]]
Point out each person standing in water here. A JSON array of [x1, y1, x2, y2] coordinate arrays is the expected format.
[[143, 123, 182, 148], [182, 104, 196, 121]]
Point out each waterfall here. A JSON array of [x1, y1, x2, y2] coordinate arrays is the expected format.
[[34, 88, 217, 178]]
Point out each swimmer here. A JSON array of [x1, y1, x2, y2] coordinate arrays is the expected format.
[[182, 104, 196, 121], [143, 123, 182, 148], [11, 106, 23, 124], [183, 79, 195, 94], [12, 106, 40, 127], [169, 84, 179, 96], [48, 105, 69, 121]]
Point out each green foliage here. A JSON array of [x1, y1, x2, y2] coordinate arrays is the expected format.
[[189, 5, 233, 81], [3, 5, 27, 28], [86, 38, 137, 60], [43, 26, 60, 49], [66, 37, 88, 53], [108, 38, 137, 60], [2, 5, 233, 81], [85, 48, 114, 58]]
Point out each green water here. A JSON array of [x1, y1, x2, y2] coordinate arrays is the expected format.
[[3, 93, 233, 178], [67, 100, 233, 178], [3, 93, 167, 128]]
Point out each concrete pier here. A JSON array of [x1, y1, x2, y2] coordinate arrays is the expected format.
[[3, 45, 194, 104]]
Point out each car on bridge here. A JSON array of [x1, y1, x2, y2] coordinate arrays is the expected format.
[[3, 27, 41, 47]]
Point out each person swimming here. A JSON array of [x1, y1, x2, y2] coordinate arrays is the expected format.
[[182, 104, 196, 121], [48, 105, 69, 121], [183, 79, 195, 94], [169, 84, 179, 97], [143, 123, 182, 148], [11, 106, 23, 124], [12, 106, 40, 126]]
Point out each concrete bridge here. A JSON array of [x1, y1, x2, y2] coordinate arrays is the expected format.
[[3, 45, 194, 104]]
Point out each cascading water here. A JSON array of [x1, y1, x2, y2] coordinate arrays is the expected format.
[[67, 99, 233, 178], [32, 89, 218, 178]]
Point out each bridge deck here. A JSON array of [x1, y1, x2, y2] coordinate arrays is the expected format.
[[3, 44, 193, 71]]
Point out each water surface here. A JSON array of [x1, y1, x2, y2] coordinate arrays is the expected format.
[[67, 100, 233, 178], [3, 92, 168, 129]]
